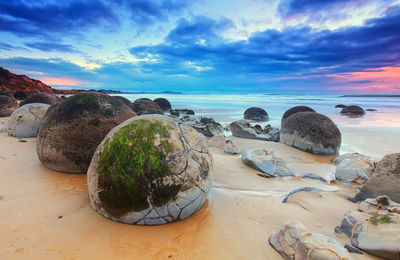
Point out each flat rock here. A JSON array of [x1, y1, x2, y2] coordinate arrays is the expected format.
[[334, 153, 375, 184]]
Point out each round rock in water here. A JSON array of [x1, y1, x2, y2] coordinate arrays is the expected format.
[[244, 107, 268, 121], [20, 93, 61, 106], [7, 103, 50, 138], [37, 93, 136, 174], [280, 112, 341, 155], [0, 95, 18, 117], [87, 114, 214, 225], [281, 106, 315, 124], [340, 105, 365, 116], [153, 98, 172, 111]]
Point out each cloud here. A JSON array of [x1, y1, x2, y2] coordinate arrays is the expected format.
[[26, 42, 79, 53]]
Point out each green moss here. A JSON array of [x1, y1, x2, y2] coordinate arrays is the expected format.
[[104, 107, 114, 117], [97, 119, 176, 216], [70, 93, 98, 105], [369, 213, 393, 226]]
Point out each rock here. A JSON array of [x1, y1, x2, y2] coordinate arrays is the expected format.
[[358, 195, 400, 214], [37, 93, 136, 174], [334, 153, 375, 184], [241, 149, 294, 177], [336, 198, 400, 260], [335, 104, 347, 108], [87, 115, 214, 225], [207, 134, 226, 149], [302, 173, 328, 183], [243, 107, 268, 121], [281, 105, 315, 124], [114, 96, 132, 106], [366, 109, 377, 112], [230, 120, 274, 141], [13, 91, 29, 100], [153, 98, 172, 111], [344, 245, 363, 254], [188, 117, 224, 137], [224, 139, 240, 154], [283, 187, 323, 203], [129, 99, 163, 115], [0, 95, 18, 117], [0, 90, 13, 97], [280, 112, 341, 155], [340, 105, 365, 116], [20, 93, 61, 106], [269, 220, 352, 260], [7, 103, 50, 138], [135, 98, 152, 102], [170, 109, 195, 117], [357, 153, 400, 203]]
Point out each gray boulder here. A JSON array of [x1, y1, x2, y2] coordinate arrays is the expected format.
[[129, 99, 163, 115], [244, 107, 268, 121], [281, 105, 315, 124], [189, 117, 224, 137], [241, 149, 294, 177], [7, 103, 50, 138], [334, 153, 375, 184], [224, 139, 240, 154], [230, 120, 275, 141], [341, 105, 365, 116]]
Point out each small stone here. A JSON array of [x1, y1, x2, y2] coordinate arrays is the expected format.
[[58, 215, 63, 219], [18, 139, 27, 143]]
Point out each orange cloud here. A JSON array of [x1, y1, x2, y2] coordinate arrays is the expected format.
[[39, 77, 81, 86]]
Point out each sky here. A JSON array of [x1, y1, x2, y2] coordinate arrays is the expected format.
[[0, 0, 400, 94]]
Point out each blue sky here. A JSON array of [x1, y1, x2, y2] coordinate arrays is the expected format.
[[0, 0, 400, 93]]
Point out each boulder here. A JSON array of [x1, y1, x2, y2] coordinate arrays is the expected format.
[[153, 98, 172, 111], [280, 112, 341, 155], [270, 220, 352, 260], [230, 120, 274, 141], [37, 93, 136, 174], [224, 139, 240, 154], [341, 105, 365, 116], [241, 149, 294, 177], [334, 153, 375, 184], [7, 103, 50, 138], [13, 91, 29, 100], [243, 107, 268, 121], [170, 109, 195, 117], [207, 134, 226, 149], [357, 153, 400, 203], [114, 96, 132, 106], [0, 90, 13, 97], [129, 99, 163, 116], [188, 117, 224, 137], [281, 106, 315, 124], [20, 93, 61, 106], [335, 104, 347, 108], [366, 109, 377, 112], [0, 95, 18, 117], [87, 115, 214, 225]]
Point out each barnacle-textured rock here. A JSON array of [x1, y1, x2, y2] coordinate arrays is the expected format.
[[7, 103, 50, 138], [87, 115, 214, 225]]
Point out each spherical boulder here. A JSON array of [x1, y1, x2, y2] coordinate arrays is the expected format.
[[280, 112, 341, 155], [340, 105, 365, 116], [129, 99, 163, 116], [13, 91, 29, 100], [0, 95, 18, 117], [7, 103, 50, 138], [87, 114, 214, 225], [153, 98, 172, 112], [335, 104, 346, 108], [0, 90, 13, 97], [281, 106, 315, 124], [20, 93, 61, 106], [37, 93, 136, 174], [244, 107, 268, 121], [114, 96, 132, 106]]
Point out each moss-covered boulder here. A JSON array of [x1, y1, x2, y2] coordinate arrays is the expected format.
[[0, 95, 18, 117], [129, 99, 163, 116], [37, 93, 136, 174], [87, 114, 214, 225], [20, 93, 61, 106]]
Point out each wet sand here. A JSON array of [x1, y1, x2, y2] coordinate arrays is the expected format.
[[0, 130, 383, 260]]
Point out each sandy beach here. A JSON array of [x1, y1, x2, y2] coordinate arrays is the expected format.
[[1, 119, 394, 259]]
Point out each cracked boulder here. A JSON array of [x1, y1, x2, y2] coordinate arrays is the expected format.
[[20, 93, 61, 106], [0, 95, 19, 117], [333, 153, 375, 185], [37, 93, 136, 174], [87, 114, 214, 225], [269, 220, 352, 260], [7, 103, 50, 138], [241, 149, 294, 177], [280, 112, 341, 155]]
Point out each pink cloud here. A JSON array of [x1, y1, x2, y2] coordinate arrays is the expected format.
[[39, 77, 81, 86]]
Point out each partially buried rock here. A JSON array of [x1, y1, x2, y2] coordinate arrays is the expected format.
[[244, 107, 268, 121], [0, 95, 18, 117], [280, 112, 341, 155], [333, 153, 375, 185], [281, 105, 315, 124], [340, 105, 365, 116], [270, 220, 352, 260], [241, 149, 294, 177], [356, 153, 400, 203], [153, 98, 172, 112], [20, 93, 61, 106], [87, 114, 214, 225], [188, 117, 224, 137], [230, 120, 274, 141], [37, 93, 136, 174], [7, 103, 50, 138], [129, 99, 163, 116], [224, 139, 240, 154]]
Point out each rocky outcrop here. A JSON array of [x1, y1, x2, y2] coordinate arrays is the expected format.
[[333, 153, 375, 185], [37, 93, 136, 174], [224, 139, 240, 154], [341, 105, 365, 116], [281, 106, 315, 124], [20, 93, 61, 106], [153, 98, 172, 111], [357, 153, 400, 203], [188, 117, 224, 137], [87, 115, 214, 225], [243, 107, 268, 121], [0, 67, 54, 93], [7, 103, 50, 138], [242, 149, 294, 177], [0, 95, 18, 117], [270, 220, 352, 260], [129, 99, 163, 116], [280, 112, 341, 155], [230, 120, 279, 141]]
